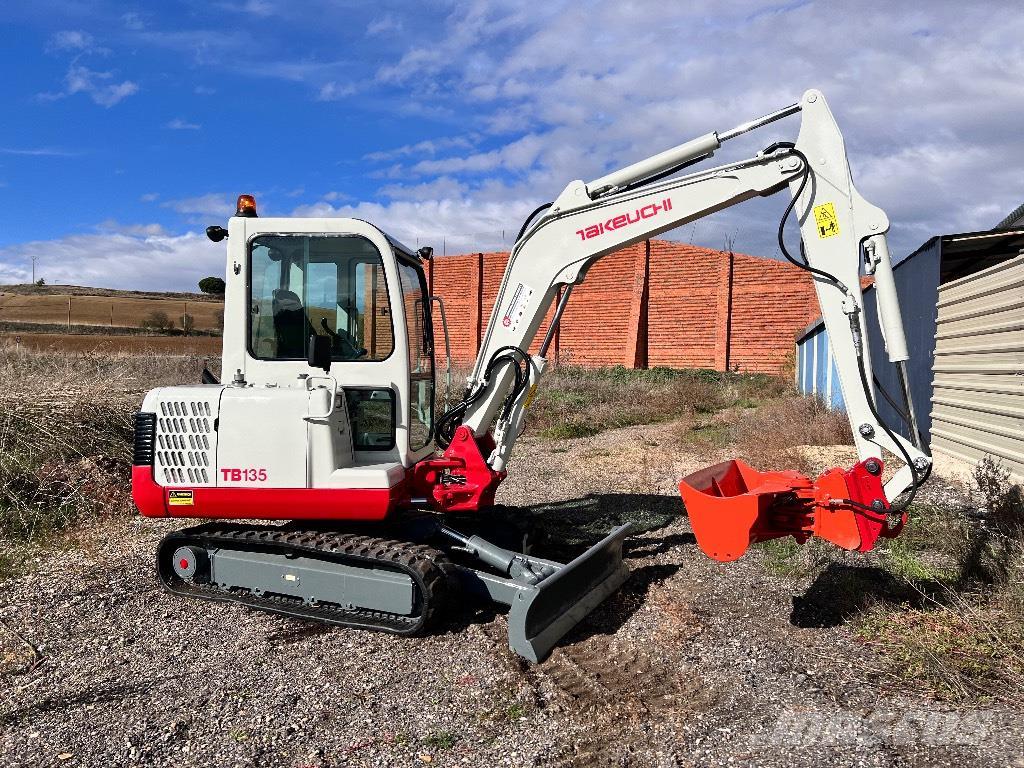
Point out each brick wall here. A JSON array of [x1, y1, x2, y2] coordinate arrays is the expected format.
[[427, 239, 821, 375]]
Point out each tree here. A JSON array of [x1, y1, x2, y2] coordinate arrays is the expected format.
[[35, 278, 45, 286], [198, 276, 226, 295]]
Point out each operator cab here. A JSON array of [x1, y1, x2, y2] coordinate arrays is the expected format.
[[188, 196, 440, 499]]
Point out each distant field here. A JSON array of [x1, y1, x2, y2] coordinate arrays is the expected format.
[[0, 287, 223, 332], [0, 331, 222, 354]]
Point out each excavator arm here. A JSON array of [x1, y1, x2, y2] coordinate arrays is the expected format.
[[424, 89, 932, 560]]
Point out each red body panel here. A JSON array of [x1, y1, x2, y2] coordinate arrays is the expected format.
[[408, 426, 505, 512], [132, 465, 403, 521]]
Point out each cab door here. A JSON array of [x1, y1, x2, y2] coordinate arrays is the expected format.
[[395, 256, 435, 459]]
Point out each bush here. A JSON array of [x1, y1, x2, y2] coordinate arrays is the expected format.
[[973, 456, 1024, 536], [140, 310, 175, 332], [729, 395, 853, 473]]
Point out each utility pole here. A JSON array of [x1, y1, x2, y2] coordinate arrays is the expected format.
[[67, 296, 72, 329], [31, 255, 39, 285]]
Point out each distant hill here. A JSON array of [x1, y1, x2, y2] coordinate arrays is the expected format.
[[0, 284, 224, 333], [0, 283, 221, 302]]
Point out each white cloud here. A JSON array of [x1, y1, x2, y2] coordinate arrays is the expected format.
[[97, 220, 168, 236], [194, 85, 216, 95], [364, 135, 479, 163], [166, 118, 201, 130], [47, 30, 95, 52], [0, 146, 77, 157], [290, 195, 532, 254], [0, 230, 219, 292], [317, 81, 357, 101], [162, 193, 235, 219], [140, 192, 160, 202], [40, 65, 139, 108], [367, 14, 403, 37], [122, 13, 145, 31]]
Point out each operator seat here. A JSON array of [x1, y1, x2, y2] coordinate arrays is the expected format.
[[271, 289, 307, 358]]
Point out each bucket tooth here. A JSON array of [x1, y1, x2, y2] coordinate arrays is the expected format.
[[679, 458, 895, 562]]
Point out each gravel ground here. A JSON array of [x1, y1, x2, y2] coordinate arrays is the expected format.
[[2, 420, 1022, 767]]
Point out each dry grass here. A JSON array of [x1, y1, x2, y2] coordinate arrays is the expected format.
[[761, 455, 1024, 704], [0, 332, 222, 354], [0, 344, 216, 572], [729, 394, 853, 474], [526, 365, 791, 439]]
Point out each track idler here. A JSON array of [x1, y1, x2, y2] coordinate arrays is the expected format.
[[678, 458, 905, 562]]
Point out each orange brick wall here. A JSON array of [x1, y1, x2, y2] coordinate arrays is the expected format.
[[427, 239, 820, 375]]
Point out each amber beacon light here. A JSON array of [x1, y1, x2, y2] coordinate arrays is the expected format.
[[235, 194, 258, 217]]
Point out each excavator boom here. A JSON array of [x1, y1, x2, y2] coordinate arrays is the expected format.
[[432, 88, 932, 559]]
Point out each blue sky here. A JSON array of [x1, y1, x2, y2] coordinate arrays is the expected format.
[[1, 1, 1021, 291]]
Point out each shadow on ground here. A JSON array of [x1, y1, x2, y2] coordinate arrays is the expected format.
[[790, 563, 928, 628], [525, 492, 685, 561]]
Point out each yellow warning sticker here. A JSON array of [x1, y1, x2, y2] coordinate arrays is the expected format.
[[168, 490, 194, 506], [523, 383, 539, 409], [813, 202, 840, 239]]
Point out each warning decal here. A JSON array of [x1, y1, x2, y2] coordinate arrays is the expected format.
[[168, 490, 194, 506], [813, 202, 840, 239]]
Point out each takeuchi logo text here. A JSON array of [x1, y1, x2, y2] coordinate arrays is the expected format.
[[575, 198, 673, 241]]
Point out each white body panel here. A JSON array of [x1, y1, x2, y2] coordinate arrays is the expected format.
[[217, 387, 312, 488]]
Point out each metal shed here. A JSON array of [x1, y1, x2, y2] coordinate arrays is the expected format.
[[931, 253, 1024, 479], [795, 226, 1024, 479]]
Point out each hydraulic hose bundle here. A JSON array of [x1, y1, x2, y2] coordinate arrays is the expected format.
[[434, 345, 531, 449]]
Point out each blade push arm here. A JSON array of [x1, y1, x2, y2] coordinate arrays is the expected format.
[[435, 89, 931, 515]]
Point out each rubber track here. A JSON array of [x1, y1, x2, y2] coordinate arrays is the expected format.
[[156, 522, 450, 636]]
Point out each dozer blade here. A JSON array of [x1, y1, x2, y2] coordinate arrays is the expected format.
[[507, 523, 632, 663], [679, 459, 903, 562]]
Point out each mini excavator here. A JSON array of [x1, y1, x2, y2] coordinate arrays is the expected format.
[[132, 90, 932, 661]]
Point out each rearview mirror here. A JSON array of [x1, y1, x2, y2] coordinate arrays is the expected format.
[[307, 333, 331, 373]]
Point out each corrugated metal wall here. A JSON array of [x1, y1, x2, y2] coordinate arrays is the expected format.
[[930, 254, 1024, 481]]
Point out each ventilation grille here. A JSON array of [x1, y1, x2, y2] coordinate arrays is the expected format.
[[156, 399, 215, 485], [133, 412, 157, 466]]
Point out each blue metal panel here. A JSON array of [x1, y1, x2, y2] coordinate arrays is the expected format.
[[815, 329, 828, 398], [794, 238, 941, 449], [796, 322, 847, 410], [829, 356, 844, 409]]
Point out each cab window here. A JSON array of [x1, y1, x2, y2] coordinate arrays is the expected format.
[[249, 235, 393, 361]]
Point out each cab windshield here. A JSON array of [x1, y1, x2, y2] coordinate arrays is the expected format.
[[248, 234, 394, 361]]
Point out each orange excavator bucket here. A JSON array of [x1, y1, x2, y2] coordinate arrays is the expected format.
[[679, 458, 905, 562]]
